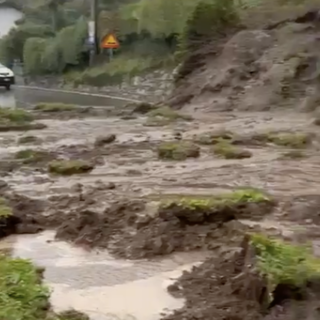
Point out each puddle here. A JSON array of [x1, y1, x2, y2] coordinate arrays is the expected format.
[[0, 231, 208, 320]]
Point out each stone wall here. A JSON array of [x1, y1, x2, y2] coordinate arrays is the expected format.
[[24, 69, 175, 103]]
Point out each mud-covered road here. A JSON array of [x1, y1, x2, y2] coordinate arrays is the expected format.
[[1, 103, 320, 319]]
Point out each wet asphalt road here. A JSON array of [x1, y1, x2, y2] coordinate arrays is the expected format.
[[3, 85, 136, 109]]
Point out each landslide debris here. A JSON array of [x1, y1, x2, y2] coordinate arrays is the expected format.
[[169, 17, 320, 113], [54, 188, 275, 259], [162, 234, 320, 320]]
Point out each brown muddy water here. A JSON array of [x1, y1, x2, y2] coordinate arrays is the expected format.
[[0, 231, 208, 320], [1, 110, 320, 318]]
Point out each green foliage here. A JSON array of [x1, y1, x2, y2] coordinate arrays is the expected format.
[[48, 160, 94, 175], [74, 54, 173, 87], [25, 17, 88, 75], [0, 198, 12, 218], [0, 255, 50, 320], [213, 140, 252, 159], [266, 132, 311, 148], [0, 108, 34, 123], [0, 253, 89, 320], [0, 23, 53, 65], [147, 106, 192, 121], [18, 135, 41, 144], [34, 102, 77, 112], [15, 149, 50, 164], [23, 37, 47, 75], [157, 141, 200, 160], [251, 234, 320, 287], [161, 188, 270, 209]]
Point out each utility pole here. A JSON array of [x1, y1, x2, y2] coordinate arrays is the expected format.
[[89, 0, 99, 65]]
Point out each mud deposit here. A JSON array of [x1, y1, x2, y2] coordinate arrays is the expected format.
[[1, 107, 320, 319], [0, 231, 208, 320]]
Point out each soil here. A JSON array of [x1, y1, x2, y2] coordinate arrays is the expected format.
[[163, 236, 320, 320], [169, 10, 320, 115], [4, 13, 320, 315]]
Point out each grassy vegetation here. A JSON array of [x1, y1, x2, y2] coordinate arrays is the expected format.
[[213, 141, 252, 159], [15, 149, 50, 164], [160, 188, 270, 210], [147, 106, 192, 121], [18, 136, 41, 144], [0, 108, 34, 123], [157, 141, 200, 160], [195, 131, 234, 145], [266, 132, 311, 148], [34, 103, 77, 112], [251, 233, 320, 287], [0, 198, 12, 218], [280, 150, 306, 160], [0, 254, 88, 320], [0, 255, 50, 320], [145, 107, 192, 126], [0, 108, 46, 132], [48, 160, 94, 175]]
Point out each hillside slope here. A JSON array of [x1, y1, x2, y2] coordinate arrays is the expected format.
[[169, 10, 320, 114]]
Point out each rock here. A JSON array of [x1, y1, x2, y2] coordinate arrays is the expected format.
[[0, 180, 8, 189], [94, 134, 116, 146]]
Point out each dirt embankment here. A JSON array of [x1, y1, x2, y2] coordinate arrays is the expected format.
[[169, 9, 320, 114], [163, 236, 320, 320]]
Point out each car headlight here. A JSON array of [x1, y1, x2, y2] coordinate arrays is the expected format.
[[7, 71, 14, 77]]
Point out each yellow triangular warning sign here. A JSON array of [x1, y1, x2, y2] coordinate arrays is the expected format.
[[101, 33, 120, 49]]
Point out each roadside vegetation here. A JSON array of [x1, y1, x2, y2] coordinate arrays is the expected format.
[[0, 254, 88, 320], [1, 0, 307, 87], [251, 234, 320, 288], [0, 108, 46, 131], [34, 102, 77, 112]]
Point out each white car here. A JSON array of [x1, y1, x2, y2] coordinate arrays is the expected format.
[[0, 64, 15, 90]]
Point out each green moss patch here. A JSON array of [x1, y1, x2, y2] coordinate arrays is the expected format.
[[195, 130, 234, 145], [0, 255, 50, 320], [266, 132, 311, 148], [0, 108, 34, 123], [159, 189, 273, 223], [34, 103, 77, 112], [251, 234, 320, 287], [157, 141, 200, 160], [15, 149, 51, 164], [18, 135, 42, 144], [0, 108, 46, 132], [213, 141, 252, 159], [48, 160, 94, 175], [280, 150, 306, 160], [145, 106, 192, 126], [0, 198, 12, 218], [0, 254, 89, 320]]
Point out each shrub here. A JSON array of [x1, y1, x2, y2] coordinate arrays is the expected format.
[[23, 37, 47, 75], [251, 234, 320, 287], [157, 141, 200, 160], [213, 141, 252, 159], [34, 102, 77, 112], [0, 108, 34, 123], [48, 160, 94, 175]]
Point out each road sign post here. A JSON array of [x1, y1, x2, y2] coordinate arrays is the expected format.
[[101, 33, 119, 61]]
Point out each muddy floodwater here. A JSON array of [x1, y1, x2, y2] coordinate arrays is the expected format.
[[1, 107, 320, 319], [0, 231, 207, 320]]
